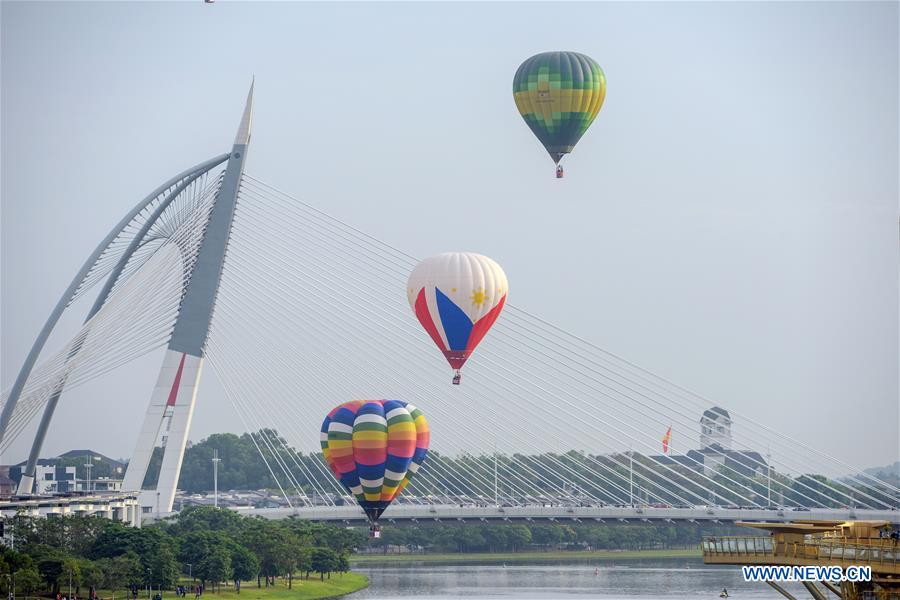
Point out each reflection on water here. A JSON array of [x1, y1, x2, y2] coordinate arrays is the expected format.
[[349, 557, 812, 599]]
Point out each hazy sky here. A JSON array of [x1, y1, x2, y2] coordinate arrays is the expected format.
[[1, 2, 897, 469]]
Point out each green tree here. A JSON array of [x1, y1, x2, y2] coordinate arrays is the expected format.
[[37, 558, 65, 596], [335, 553, 350, 578], [15, 566, 43, 597], [229, 546, 259, 593], [578, 525, 610, 550], [309, 548, 338, 581], [147, 544, 179, 589], [481, 526, 508, 552], [431, 529, 458, 552], [296, 548, 313, 581], [506, 525, 532, 551], [88, 522, 178, 588], [177, 531, 231, 575], [242, 522, 294, 587], [529, 525, 564, 548], [97, 553, 142, 597], [373, 528, 407, 554], [454, 528, 486, 552], [0, 552, 42, 598], [197, 547, 231, 593], [167, 506, 244, 538], [79, 559, 105, 595], [62, 556, 82, 596], [63, 517, 110, 559]]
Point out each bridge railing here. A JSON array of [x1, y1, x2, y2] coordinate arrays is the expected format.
[[808, 537, 899, 566], [702, 536, 900, 572], [702, 536, 773, 557]]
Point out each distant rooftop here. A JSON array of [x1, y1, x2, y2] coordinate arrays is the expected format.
[[58, 449, 122, 461], [12, 449, 126, 468], [701, 406, 731, 421]]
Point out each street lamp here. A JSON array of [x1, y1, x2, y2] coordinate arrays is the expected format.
[[212, 449, 221, 508], [145, 568, 151, 600], [82, 455, 101, 494]]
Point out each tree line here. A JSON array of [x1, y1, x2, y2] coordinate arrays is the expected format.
[[366, 521, 752, 554]]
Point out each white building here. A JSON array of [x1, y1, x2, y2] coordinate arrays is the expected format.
[[700, 406, 733, 451], [32, 465, 77, 494]]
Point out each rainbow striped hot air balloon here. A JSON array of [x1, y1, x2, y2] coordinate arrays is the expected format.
[[513, 51, 606, 177], [321, 400, 429, 523], [407, 252, 508, 384]]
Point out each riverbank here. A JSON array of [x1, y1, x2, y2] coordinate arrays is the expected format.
[[208, 574, 370, 600], [351, 547, 700, 564]]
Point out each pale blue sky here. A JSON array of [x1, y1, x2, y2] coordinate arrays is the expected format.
[[2, 2, 897, 468]]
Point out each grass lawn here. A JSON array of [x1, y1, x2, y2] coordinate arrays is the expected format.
[[200, 574, 369, 600], [49, 574, 368, 600], [351, 548, 701, 564]]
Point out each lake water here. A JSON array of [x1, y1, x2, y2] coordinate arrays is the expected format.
[[349, 557, 819, 599]]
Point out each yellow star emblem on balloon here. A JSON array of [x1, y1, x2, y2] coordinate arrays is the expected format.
[[470, 288, 489, 307]]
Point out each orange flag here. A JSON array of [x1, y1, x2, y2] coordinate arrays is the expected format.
[[662, 426, 672, 454]]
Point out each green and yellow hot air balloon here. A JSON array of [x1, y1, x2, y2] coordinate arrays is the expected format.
[[513, 51, 606, 177]]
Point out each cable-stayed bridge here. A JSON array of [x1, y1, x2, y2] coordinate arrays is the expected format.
[[1, 85, 896, 524]]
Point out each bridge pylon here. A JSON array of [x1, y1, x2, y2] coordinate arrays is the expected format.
[[4, 83, 253, 514], [121, 81, 254, 513]]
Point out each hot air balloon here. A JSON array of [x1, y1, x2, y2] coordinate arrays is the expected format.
[[407, 252, 508, 385], [321, 399, 429, 535], [512, 51, 606, 177]]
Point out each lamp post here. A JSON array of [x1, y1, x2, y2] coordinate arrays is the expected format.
[[212, 449, 221, 508], [83, 455, 100, 494], [493, 440, 498, 507], [628, 448, 634, 507]]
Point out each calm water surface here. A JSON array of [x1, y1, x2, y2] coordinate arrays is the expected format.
[[349, 557, 815, 599]]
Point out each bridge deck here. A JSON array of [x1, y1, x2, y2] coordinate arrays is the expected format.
[[148, 505, 899, 525]]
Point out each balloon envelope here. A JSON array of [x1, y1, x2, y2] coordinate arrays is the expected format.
[[407, 252, 508, 372], [513, 51, 606, 164], [321, 399, 429, 522]]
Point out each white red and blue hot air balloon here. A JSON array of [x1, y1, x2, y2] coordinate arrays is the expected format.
[[407, 252, 508, 385]]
